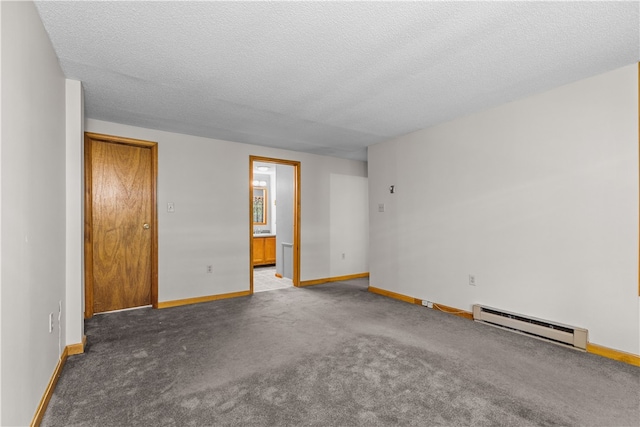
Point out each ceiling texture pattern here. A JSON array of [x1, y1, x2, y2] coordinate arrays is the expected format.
[[35, 1, 639, 161]]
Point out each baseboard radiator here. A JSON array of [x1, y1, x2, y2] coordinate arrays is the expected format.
[[472, 305, 588, 350]]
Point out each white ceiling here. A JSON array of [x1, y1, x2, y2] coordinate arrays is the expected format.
[[35, 1, 639, 162]]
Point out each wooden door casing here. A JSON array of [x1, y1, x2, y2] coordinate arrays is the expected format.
[[85, 133, 158, 318], [249, 156, 301, 293]]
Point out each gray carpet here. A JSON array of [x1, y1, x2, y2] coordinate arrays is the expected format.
[[42, 279, 639, 426]]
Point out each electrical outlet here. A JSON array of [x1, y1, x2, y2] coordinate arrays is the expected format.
[[167, 202, 175, 213], [341, 253, 346, 260], [469, 275, 476, 286], [48, 313, 54, 333], [421, 300, 434, 308], [206, 265, 213, 274]]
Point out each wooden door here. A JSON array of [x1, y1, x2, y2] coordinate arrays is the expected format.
[[85, 133, 158, 317]]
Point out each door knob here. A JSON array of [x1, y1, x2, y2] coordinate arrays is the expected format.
[[143, 223, 150, 229]]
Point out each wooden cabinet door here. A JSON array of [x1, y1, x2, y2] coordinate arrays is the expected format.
[[253, 237, 265, 264], [265, 237, 276, 264]]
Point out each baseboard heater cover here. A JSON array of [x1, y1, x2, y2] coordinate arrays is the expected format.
[[472, 304, 588, 350]]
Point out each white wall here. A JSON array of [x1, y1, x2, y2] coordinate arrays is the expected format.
[[0, 3, 3, 421], [66, 79, 84, 346], [85, 119, 368, 302], [330, 174, 369, 277], [369, 64, 639, 355], [275, 164, 294, 279], [1, 2, 67, 425]]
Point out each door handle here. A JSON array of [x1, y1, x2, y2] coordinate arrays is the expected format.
[[143, 223, 150, 229]]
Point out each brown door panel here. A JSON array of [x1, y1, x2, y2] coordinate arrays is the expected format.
[[85, 133, 157, 317]]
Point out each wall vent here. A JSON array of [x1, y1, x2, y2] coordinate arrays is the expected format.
[[472, 304, 588, 350]]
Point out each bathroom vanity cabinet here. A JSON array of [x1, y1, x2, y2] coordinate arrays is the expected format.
[[253, 235, 276, 266]]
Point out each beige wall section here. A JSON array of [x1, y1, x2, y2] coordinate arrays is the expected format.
[[65, 79, 84, 347], [85, 119, 368, 303], [330, 174, 369, 277], [0, 2, 3, 422], [1, 2, 68, 425], [369, 63, 640, 355]]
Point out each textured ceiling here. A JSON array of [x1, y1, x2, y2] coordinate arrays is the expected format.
[[35, 1, 639, 161]]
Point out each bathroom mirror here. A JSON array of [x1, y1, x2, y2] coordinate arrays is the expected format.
[[253, 187, 267, 225]]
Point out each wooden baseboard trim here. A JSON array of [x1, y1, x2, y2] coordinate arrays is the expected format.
[[431, 303, 474, 320], [298, 278, 327, 287], [299, 272, 369, 287], [587, 343, 640, 367], [67, 335, 87, 356], [32, 338, 89, 426], [368, 286, 422, 304], [31, 346, 68, 427], [158, 290, 251, 309], [367, 287, 473, 320]]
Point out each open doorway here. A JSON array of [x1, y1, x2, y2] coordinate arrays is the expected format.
[[249, 156, 301, 293]]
